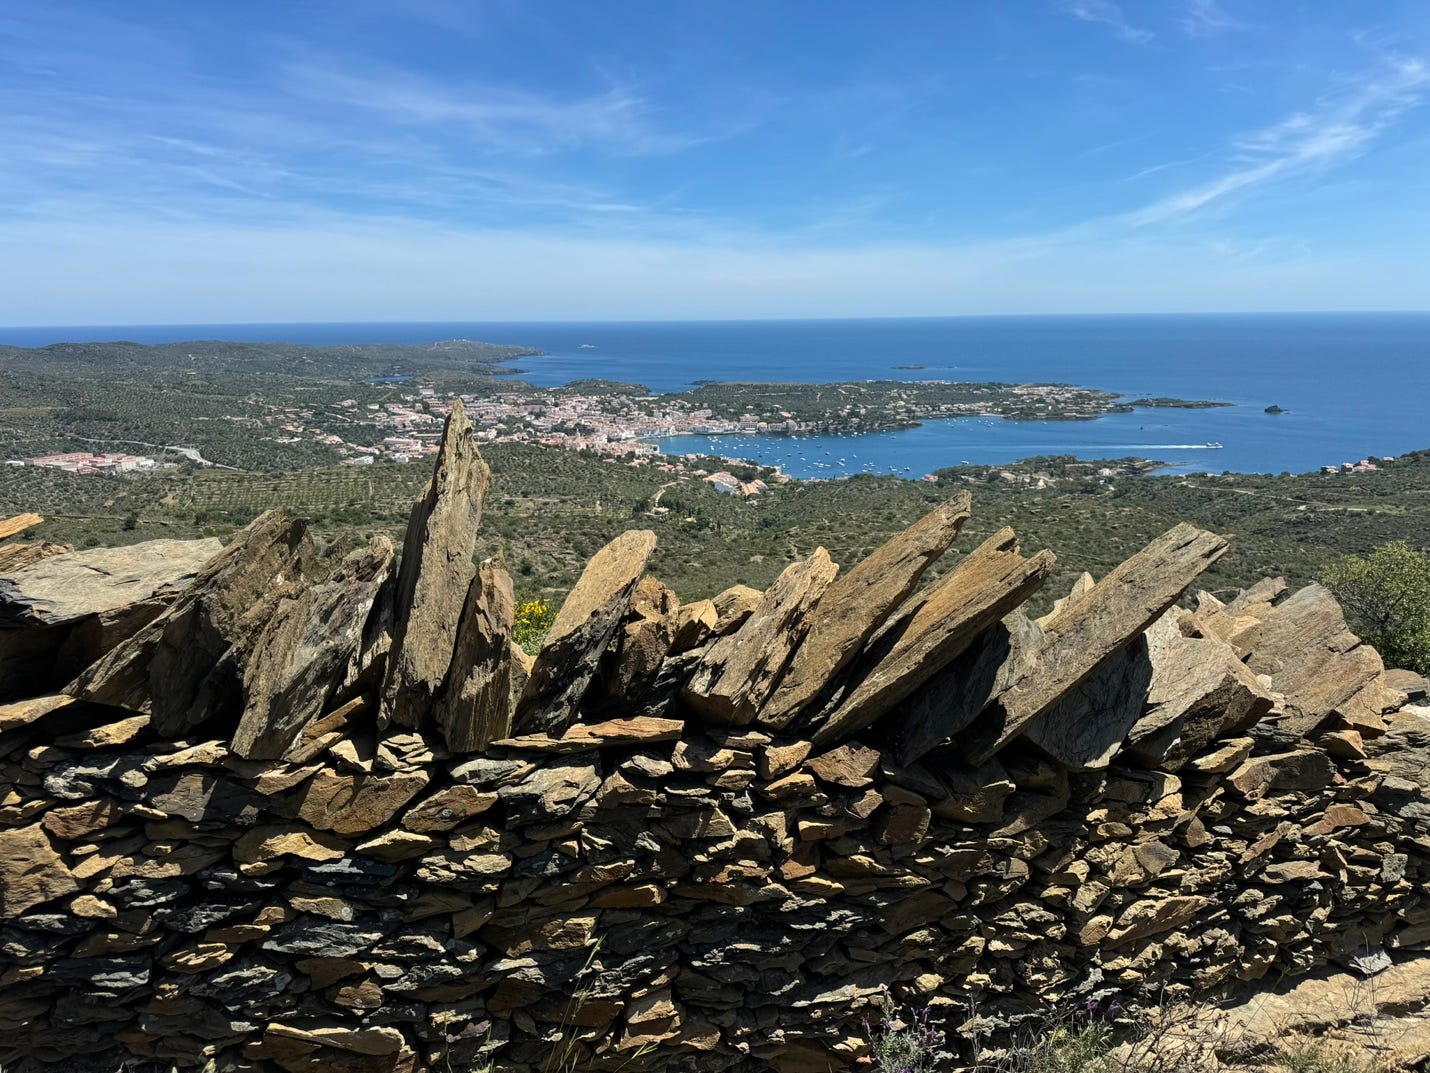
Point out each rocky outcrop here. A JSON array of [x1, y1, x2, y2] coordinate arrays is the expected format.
[[2, 417, 1427, 1073], [0, 538, 220, 629]]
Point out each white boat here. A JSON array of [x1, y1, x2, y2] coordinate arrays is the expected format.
[[1206, 441, 1223, 448]]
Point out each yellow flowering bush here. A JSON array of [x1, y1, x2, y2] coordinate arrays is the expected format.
[[514, 597, 555, 654]]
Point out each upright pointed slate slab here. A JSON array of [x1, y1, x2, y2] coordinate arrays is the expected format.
[[436, 556, 517, 753], [381, 401, 490, 730]]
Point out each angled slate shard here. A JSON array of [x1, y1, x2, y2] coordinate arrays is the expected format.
[[1022, 633, 1155, 770], [682, 548, 839, 726], [67, 510, 322, 737], [602, 576, 680, 703], [230, 536, 395, 760], [1236, 582, 1384, 737], [810, 528, 1054, 747], [890, 609, 1042, 766], [514, 529, 657, 734], [759, 493, 972, 729], [961, 522, 1228, 763]]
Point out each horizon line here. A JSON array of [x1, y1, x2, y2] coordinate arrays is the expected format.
[[4, 308, 1430, 333]]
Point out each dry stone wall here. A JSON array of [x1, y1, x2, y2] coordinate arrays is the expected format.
[[1, 406, 1427, 1073]]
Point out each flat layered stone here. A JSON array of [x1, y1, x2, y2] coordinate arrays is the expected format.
[[0, 692, 75, 734], [0, 539, 72, 574], [0, 823, 80, 914], [1, 538, 224, 700], [296, 770, 431, 836], [0, 538, 220, 628], [493, 715, 685, 753]]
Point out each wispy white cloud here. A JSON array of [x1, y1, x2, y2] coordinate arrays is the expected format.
[[1179, 0, 1247, 37], [1056, 1, 1153, 45], [281, 57, 702, 156], [1123, 54, 1430, 225]]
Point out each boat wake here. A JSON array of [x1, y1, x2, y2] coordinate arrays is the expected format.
[[1117, 443, 1223, 451]]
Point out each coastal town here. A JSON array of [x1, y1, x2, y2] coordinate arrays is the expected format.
[[1, 374, 1400, 499], [268, 386, 796, 495], [256, 378, 1150, 488]]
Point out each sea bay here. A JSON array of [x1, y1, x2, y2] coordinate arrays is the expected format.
[[4, 312, 1426, 478]]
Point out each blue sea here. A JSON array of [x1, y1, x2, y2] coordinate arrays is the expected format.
[[3, 314, 1427, 479]]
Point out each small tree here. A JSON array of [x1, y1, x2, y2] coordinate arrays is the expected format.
[[1319, 540, 1430, 674]]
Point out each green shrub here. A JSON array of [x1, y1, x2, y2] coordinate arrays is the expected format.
[[1319, 540, 1430, 674]]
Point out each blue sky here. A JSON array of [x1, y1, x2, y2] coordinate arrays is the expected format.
[[3, 1, 1429, 323]]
